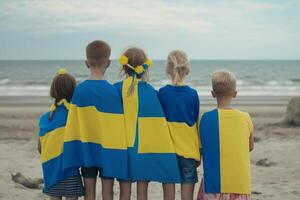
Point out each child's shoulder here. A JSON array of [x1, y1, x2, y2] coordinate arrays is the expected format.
[[113, 81, 123, 90], [234, 109, 252, 122], [74, 80, 117, 95], [39, 111, 51, 124], [39, 107, 68, 124], [159, 84, 197, 94], [201, 108, 218, 118]]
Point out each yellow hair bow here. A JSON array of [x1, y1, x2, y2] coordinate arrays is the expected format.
[[50, 99, 70, 111], [119, 55, 153, 75], [58, 68, 67, 75]]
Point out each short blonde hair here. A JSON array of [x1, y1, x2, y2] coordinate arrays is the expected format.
[[166, 50, 189, 85], [212, 69, 236, 97]]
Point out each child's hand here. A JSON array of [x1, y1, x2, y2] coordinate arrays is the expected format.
[[37, 138, 41, 154]]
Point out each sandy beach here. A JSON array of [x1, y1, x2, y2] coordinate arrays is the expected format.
[[0, 96, 299, 200]]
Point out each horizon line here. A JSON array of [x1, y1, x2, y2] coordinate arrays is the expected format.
[[1, 58, 300, 61]]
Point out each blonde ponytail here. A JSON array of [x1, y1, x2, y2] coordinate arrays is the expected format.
[[166, 50, 189, 85]]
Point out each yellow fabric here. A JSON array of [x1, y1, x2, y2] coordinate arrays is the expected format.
[[50, 99, 70, 111], [40, 127, 65, 163], [122, 78, 139, 147], [64, 104, 127, 149], [168, 122, 200, 160], [138, 117, 176, 153], [218, 109, 252, 194]]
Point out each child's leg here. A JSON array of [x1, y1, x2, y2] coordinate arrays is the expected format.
[[177, 156, 198, 200], [101, 177, 114, 200], [81, 167, 100, 200], [50, 197, 62, 200], [83, 178, 97, 200], [66, 197, 78, 200], [162, 183, 175, 200], [137, 181, 149, 200], [119, 181, 132, 200], [181, 183, 195, 200]]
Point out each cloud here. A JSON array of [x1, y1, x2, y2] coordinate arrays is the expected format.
[[0, 0, 299, 59], [0, 0, 292, 36]]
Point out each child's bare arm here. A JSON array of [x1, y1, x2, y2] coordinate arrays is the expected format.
[[37, 138, 41, 154], [249, 133, 254, 152]]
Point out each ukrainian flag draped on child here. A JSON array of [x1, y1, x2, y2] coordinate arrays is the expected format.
[[115, 77, 181, 183], [62, 80, 128, 179]]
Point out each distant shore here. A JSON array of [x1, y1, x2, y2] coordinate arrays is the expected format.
[[0, 95, 292, 107]]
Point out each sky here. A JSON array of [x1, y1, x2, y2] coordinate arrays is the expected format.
[[0, 0, 299, 60]]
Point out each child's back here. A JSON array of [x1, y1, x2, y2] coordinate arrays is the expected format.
[[38, 70, 84, 198], [159, 50, 200, 200], [62, 42, 128, 200], [63, 78, 128, 179], [198, 69, 253, 200], [115, 47, 181, 200], [114, 77, 180, 182], [159, 85, 200, 160], [200, 108, 252, 194]]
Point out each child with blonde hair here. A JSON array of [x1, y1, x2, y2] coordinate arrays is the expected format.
[[114, 47, 181, 200], [159, 50, 200, 200], [197, 69, 254, 200], [38, 69, 84, 200]]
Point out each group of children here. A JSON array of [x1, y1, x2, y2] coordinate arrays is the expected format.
[[38, 40, 254, 200]]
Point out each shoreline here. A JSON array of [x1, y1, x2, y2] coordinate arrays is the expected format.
[[0, 95, 292, 106]]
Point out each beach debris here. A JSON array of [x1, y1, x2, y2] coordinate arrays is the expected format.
[[252, 191, 262, 195], [254, 136, 261, 142], [11, 172, 43, 189], [255, 158, 276, 167], [283, 97, 300, 126]]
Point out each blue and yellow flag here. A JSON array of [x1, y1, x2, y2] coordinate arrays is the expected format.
[[158, 85, 200, 161], [199, 109, 253, 194], [39, 105, 79, 191], [114, 77, 181, 183], [63, 80, 128, 179]]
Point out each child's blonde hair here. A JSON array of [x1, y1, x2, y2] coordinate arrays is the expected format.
[[166, 50, 189, 85], [121, 47, 148, 96], [212, 69, 236, 97]]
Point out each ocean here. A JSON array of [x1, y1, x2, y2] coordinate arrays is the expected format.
[[0, 60, 299, 97]]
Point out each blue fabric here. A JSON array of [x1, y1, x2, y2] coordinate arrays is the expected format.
[[39, 106, 79, 191], [39, 106, 68, 136], [63, 141, 128, 180], [127, 124, 181, 183], [158, 85, 199, 126], [199, 109, 221, 193], [72, 80, 123, 114], [138, 81, 165, 117], [63, 79, 128, 180], [114, 81, 181, 183], [42, 154, 79, 191]]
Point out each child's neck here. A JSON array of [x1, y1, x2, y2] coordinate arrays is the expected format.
[[216, 97, 233, 110], [89, 67, 106, 80], [171, 80, 184, 86]]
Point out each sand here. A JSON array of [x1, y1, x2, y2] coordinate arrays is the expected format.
[[0, 97, 300, 200]]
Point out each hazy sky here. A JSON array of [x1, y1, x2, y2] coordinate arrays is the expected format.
[[0, 0, 299, 60]]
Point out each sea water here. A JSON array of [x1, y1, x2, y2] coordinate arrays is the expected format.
[[0, 60, 299, 96]]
